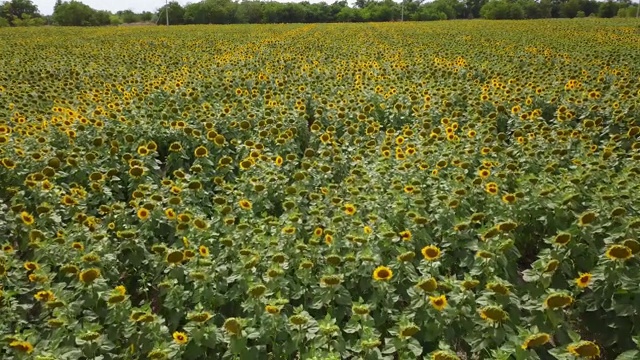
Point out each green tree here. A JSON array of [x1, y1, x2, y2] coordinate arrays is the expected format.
[[480, 0, 521, 19], [139, 11, 153, 21], [235, 1, 264, 23], [355, 0, 374, 9], [560, 0, 580, 17], [465, 0, 488, 18], [431, 0, 463, 19], [11, 12, 45, 25], [53, 1, 109, 26], [158, 1, 185, 24], [117, 9, 139, 23], [538, 0, 553, 17], [206, 0, 237, 24], [597, 0, 618, 17], [1, 0, 40, 25], [414, 5, 447, 20], [262, 1, 283, 22]]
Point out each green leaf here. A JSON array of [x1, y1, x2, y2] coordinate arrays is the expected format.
[[407, 338, 423, 356], [616, 350, 639, 360], [566, 329, 581, 343]]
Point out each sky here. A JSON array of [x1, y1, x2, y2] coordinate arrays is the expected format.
[[34, 0, 330, 15], [35, 1, 189, 15]]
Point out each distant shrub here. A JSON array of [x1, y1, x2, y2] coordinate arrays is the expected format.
[[110, 15, 122, 25], [480, 0, 524, 19]]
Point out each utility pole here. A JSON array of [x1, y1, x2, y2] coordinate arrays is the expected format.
[[636, 0, 639, 18], [166, 0, 169, 25], [401, 0, 404, 21]]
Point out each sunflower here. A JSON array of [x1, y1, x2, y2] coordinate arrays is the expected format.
[[108, 293, 126, 304], [265, 305, 280, 315], [137, 208, 150, 221], [397, 251, 415, 262], [501, 193, 516, 204], [20, 211, 35, 225], [429, 295, 447, 311], [148, 349, 168, 360], [187, 311, 213, 323], [274, 156, 283, 167], [431, 350, 460, 360], [166, 250, 184, 264], [198, 245, 209, 257], [575, 273, 592, 288], [486, 282, 510, 295], [399, 230, 412, 241], [605, 244, 632, 260], [544, 293, 574, 309], [239, 199, 252, 210], [543, 260, 560, 273], [521, 333, 551, 350], [479, 305, 508, 322], [478, 169, 490, 179], [372, 266, 393, 281], [344, 203, 356, 216], [421, 245, 441, 261], [313, 227, 323, 237], [321, 275, 342, 286], [213, 135, 226, 146], [34, 290, 55, 302], [172, 331, 188, 345], [622, 239, 640, 254], [24, 261, 39, 271], [177, 213, 191, 224], [79, 268, 101, 284], [194, 146, 208, 158], [9, 340, 34, 354], [164, 208, 176, 220], [403, 185, 415, 194], [193, 218, 208, 230], [137, 145, 149, 156], [324, 234, 333, 245], [129, 166, 145, 178], [567, 341, 600, 359], [461, 279, 479, 290], [553, 232, 572, 246], [496, 221, 517, 232], [169, 142, 183, 152], [578, 211, 597, 226], [485, 182, 498, 195], [223, 317, 242, 336], [2, 158, 17, 169], [281, 226, 296, 235]]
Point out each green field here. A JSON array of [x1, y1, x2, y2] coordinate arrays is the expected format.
[[1, 20, 640, 359]]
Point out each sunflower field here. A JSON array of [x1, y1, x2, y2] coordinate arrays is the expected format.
[[1, 19, 640, 360]]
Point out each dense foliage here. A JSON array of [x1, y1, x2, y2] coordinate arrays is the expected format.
[[158, 0, 639, 23], [0, 0, 638, 27], [0, 0, 44, 26], [1, 19, 640, 359]]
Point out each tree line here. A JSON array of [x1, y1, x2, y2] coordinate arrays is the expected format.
[[0, 0, 638, 27]]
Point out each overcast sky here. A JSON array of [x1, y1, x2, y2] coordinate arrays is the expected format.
[[34, 0, 331, 15], [34, 1, 187, 15]]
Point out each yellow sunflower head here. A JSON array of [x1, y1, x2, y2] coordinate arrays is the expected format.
[[372, 266, 393, 281], [421, 245, 441, 261]]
